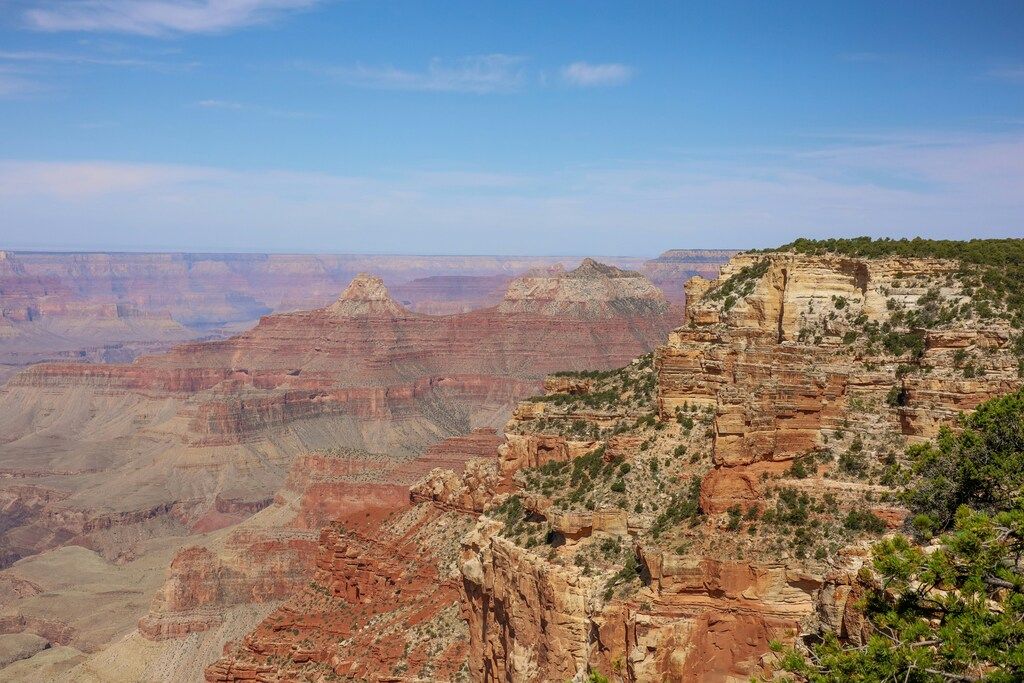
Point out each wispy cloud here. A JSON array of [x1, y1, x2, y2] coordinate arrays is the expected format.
[[0, 62, 48, 98], [312, 54, 528, 94], [560, 62, 634, 87], [0, 49, 198, 72], [194, 98, 316, 118], [3, 131, 1021, 252], [23, 0, 323, 36], [838, 52, 888, 63], [0, 72, 42, 98], [197, 99, 245, 110], [985, 66, 1024, 83]]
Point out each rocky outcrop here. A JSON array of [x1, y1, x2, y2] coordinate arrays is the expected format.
[[657, 252, 1022, 513], [195, 247, 1024, 683], [498, 433, 600, 474], [0, 264, 674, 569], [460, 520, 597, 682], [325, 273, 407, 317], [588, 548, 863, 683], [410, 459, 503, 514], [206, 504, 475, 682]]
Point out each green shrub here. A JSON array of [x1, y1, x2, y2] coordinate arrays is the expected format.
[[842, 508, 886, 533], [904, 388, 1024, 533], [726, 505, 742, 531]]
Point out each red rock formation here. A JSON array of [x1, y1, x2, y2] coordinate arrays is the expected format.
[[205, 505, 475, 682], [4, 249, 725, 383], [204, 249, 1024, 683]]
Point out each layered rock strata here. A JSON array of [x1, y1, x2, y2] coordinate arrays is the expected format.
[[657, 253, 1022, 513], [0, 263, 674, 567]]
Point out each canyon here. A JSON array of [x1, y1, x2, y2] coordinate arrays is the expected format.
[[0, 256, 692, 679], [4, 242, 1014, 681], [203, 243, 1020, 682]]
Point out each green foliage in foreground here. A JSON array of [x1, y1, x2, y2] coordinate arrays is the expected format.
[[904, 389, 1024, 536], [781, 504, 1024, 682], [781, 389, 1024, 682]]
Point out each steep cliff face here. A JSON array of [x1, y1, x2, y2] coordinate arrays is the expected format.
[[200, 246, 1024, 683], [452, 248, 1020, 682], [460, 519, 598, 682], [658, 252, 1021, 514]]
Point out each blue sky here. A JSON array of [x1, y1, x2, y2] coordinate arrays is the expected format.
[[0, 0, 1022, 255]]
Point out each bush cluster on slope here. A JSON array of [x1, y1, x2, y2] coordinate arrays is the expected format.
[[781, 388, 1024, 682]]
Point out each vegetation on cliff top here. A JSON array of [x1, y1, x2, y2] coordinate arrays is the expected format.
[[782, 388, 1024, 682], [771, 237, 1024, 329], [770, 236, 1024, 264]]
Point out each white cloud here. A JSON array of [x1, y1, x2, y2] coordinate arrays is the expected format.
[[0, 160, 221, 199], [2, 131, 1022, 253], [560, 61, 634, 87], [23, 0, 323, 36], [314, 54, 528, 94]]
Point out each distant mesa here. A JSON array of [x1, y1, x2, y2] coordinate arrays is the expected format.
[[497, 257, 669, 318]]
